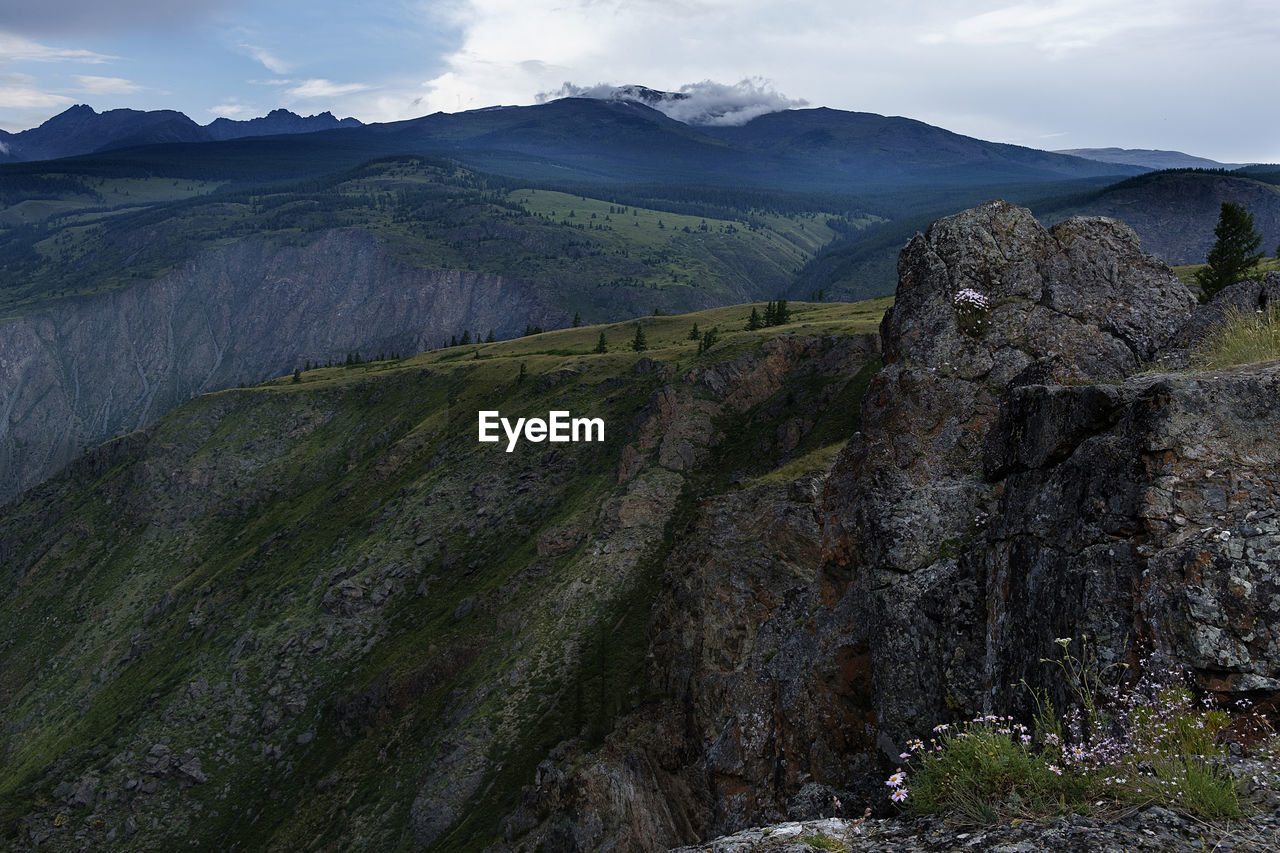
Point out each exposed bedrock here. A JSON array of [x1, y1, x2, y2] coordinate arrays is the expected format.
[[0, 229, 562, 503]]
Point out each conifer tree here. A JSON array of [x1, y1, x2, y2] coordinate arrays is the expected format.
[[1196, 201, 1265, 302], [631, 323, 647, 352], [688, 322, 700, 340], [572, 312, 582, 327], [746, 306, 763, 330], [763, 301, 777, 326], [774, 298, 791, 325], [485, 330, 495, 343], [460, 330, 471, 345], [595, 331, 608, 353]]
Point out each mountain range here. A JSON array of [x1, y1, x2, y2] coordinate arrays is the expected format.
[[2, 98, 1141, 193], [0, 105, 362, 163]]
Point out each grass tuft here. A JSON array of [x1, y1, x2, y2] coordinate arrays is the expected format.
[[1192, 306, 1280, 369]]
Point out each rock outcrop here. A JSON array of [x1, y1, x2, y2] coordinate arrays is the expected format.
[[820, 200, 1203, 743]]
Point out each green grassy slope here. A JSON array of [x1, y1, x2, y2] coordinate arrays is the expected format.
[[0, 299, 885, 851], [0, 156, 866, 318]]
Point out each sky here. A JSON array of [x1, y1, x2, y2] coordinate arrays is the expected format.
[[1, 0, 1278, 163]]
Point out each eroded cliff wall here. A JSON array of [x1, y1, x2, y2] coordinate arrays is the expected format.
[[0, 229, 562, 502]]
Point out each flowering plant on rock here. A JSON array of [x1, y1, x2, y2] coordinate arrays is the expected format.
[[884, 636, 1277, 823]]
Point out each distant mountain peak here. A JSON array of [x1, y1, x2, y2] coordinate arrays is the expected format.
[[537, 80, 806, 127], [1, 104, 364, 162]]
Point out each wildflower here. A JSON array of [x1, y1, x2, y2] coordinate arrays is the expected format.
[[1048, 765, 1062, 775], [886, 770, 906, 788], [953, 288, 989, 310], [891, 787, 909, 803], [933, 723, 950, 734], [899, 752, 911, 759]]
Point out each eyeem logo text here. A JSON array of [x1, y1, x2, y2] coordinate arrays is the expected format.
[[478, 410, 605, 452]]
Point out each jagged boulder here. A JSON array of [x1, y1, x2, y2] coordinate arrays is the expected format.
[[825, 200, 1193, 583]]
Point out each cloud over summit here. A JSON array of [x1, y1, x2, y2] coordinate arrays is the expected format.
[[536, 79, 807, 127]]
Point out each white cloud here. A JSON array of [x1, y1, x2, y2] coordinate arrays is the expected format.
[[239, 43, 290, 74], [918, 0, 1181, 56], [0, 31, 115, 63], [538, 79, 806, 126], [74, 75, 143, 95], [0, 84, 73, 109], [208, 101, 254, 118], [284, 78, 370, 100]]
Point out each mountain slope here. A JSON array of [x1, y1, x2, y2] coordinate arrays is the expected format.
[[0, 301, 886, 851], [1054, 147, 1249, 170], [1033, 170, 1280, 264], [0, 156, 851, 503], [703, 107, 1140, 186]]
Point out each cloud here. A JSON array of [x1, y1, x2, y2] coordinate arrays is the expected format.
[[0, 140, 9, 155], [239, 43, 290, 74], [538, 79, 806, 126], [208, 101, 254, 118], [74, 75, 143, 95], [0, 31, 115, 63], [0, 84, 73, 110], [918, 0, 1181, 56], [284, 79, 371, 100]]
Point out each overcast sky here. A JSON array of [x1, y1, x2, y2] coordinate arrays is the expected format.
[[2, 0, 1277, 162]]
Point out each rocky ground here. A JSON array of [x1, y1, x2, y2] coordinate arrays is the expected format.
[[672, 761, 1280, 852], [668, 808, 1280, 853]]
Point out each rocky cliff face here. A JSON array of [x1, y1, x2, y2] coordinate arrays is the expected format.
[[819, 200, 1200, 740], [0, 228, 563, 503], [499, 202, 1280, 852]]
